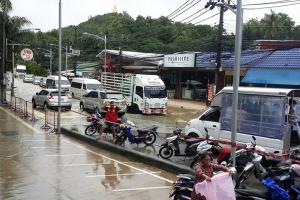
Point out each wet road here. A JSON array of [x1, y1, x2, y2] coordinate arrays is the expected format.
[[12, 78, 205, 133], [0, 108, 176, 200]]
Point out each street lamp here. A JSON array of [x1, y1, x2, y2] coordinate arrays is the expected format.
[[214, 0, 243, 167], [83, 32, 107, 74], [57, 0, 62, 134], [7, 40, 30, 96]]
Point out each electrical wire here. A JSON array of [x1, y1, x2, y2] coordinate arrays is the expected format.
[[186, 9, 210, 23], [244, 0, 300, 6], [194, 12, 219, 25], [180, 7, 206, 22], [244, 2, 300, 10], [170, 0, 203, 20], [168, 0, 194, 18]]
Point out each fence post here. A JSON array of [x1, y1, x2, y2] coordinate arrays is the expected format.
[[40, 107, 51, 130], [50, 111, 57, 134]]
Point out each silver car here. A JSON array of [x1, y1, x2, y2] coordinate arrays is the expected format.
[[79, 90, 127, 117], [32, 89, 72, 110], [23, 74, 34, 83], [33, 76, 42, 85]]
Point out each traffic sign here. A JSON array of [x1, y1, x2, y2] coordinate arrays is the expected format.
[[21, 48, 34, 61], [71, 49, 80, 56]]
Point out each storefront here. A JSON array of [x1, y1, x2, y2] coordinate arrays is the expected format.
[[161, 53, 214, 100]]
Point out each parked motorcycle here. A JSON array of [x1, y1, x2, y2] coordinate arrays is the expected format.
[[84, 114, 122, 136], [114, 122, 158, 146], [159, 128, 203, 159]]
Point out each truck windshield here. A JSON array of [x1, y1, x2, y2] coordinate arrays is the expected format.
[[16, 69, 26, 73], [87, 84, 102, 91], [144, 87, 167, 98]]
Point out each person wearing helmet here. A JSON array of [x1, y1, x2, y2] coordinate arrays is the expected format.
[[98, 101, 120, 140]]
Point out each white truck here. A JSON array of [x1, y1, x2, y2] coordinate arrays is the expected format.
[[101, 72, 168, 114], [15, 65, 27, 78]]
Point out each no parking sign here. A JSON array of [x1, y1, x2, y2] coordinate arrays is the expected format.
[[21, 48, 34, 61]]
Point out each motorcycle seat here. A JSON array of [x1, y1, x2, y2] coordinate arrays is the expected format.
[[186, 139, 201, 145], [236, 187, 270, 199], [137, 125, 158, 134]]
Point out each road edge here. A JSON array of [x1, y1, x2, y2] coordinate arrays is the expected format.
[[61, 127, 195, 175]]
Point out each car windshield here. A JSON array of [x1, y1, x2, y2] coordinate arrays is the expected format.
[[56, 80, 70, 85], [35, 77, 42, 80], [106, 93, 124, 100], [25, 75, 33, 78], [50, 92, 66, 96], [144, 86, 167, 98], [87, 84, 103, 90]]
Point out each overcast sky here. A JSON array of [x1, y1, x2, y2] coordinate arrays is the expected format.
[[10, 0, 300, 33]]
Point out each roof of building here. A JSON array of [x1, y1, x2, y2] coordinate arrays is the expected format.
[[96, 49, 164, 66]]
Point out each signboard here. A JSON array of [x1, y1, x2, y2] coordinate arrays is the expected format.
[[164, 53, 195, 68], [207, 84, 216, 105], [21, 48, 34, 61], [71, 49, 80, 56]]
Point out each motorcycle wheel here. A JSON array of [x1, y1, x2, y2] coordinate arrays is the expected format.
[[174, 190, 191, 200], [143, 132, 156, 145], [115, 134, 126, 145], [85, 125, 97, 136], [159, 146, 173, 159]]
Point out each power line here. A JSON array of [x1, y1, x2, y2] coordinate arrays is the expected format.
[[168, 0, 193, 18], [244, 0, 300, 6], [194, 12, 219, 25], [244, 2, 300, 10], [180, 7, 206, 22], [170, 0, 203, 20], [186, 9, 210, 23]]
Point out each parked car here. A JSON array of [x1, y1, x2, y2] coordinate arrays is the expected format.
[[33, 76, 42, 85], [23, 74, 34, 83], [32, 89, 72, 110], [39, 77, 47, 88], [79, 90, 127, 117], [46, 75, 70, 92], [70, 78, 103, 99]]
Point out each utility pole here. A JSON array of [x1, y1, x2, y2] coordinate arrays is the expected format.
[[65, 45, 68, 75], [205, 0, 234, 92], [50, 48, 53, 75], [215, 0, 225, 92], [73, 26, 78, 77], [1, 16, 6, 104], [57, 0, 62, 134]]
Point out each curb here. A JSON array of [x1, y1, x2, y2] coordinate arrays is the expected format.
[[61, 127, 195, 175]]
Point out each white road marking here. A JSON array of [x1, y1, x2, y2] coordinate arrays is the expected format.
[[31, 147, 59, 149], [63, 140, 174, 184], [85, 171, 161, 178], [113, 186, 172, 192], [45, 154, 85, 157], [23, 140, 55, 142]]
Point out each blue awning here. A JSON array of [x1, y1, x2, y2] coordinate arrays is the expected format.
[[242, 69, 300, 86]]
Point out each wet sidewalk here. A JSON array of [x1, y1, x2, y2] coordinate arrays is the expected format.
[[0, 108, 176, 200]]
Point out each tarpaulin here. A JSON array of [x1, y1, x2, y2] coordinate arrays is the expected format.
[[195, 172, 236, 200]]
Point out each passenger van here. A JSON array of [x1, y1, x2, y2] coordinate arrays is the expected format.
[[70, 78, 103, 99], [46, 76, 71, 92], [185, 87, 300, 153]]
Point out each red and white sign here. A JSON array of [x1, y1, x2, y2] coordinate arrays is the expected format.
[[21, 48, 34, 61], [207, 84, 216, 104]]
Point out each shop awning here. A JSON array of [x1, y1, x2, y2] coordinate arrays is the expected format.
[[242, 69, 300, 86]]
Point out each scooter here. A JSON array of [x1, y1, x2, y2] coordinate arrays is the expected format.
[[159, 129, 203, 159], [84, 114, 122, 136], [114, 122, 158, 146]]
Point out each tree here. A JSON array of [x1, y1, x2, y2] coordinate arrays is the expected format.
[[17, 60, 49, 76]]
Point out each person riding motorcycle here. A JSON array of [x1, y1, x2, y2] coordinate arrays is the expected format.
[[97, 101, 120, 140], [192, 152, 234, 200]]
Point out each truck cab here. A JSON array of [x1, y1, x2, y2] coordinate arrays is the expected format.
[[132, 75, 168, 114], [185, 87, 300, 153]]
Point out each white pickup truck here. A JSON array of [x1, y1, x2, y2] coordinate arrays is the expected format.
[[101, 72, 168, 114]]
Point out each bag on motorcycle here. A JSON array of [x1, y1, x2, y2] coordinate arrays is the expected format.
[[262, 178, 290, 200], [195, 172, 236, 200]]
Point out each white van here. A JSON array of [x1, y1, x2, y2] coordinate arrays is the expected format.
[[185, 87, 300, 153], [46, 76, 71, 92], [70, 78, 103, 99]]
